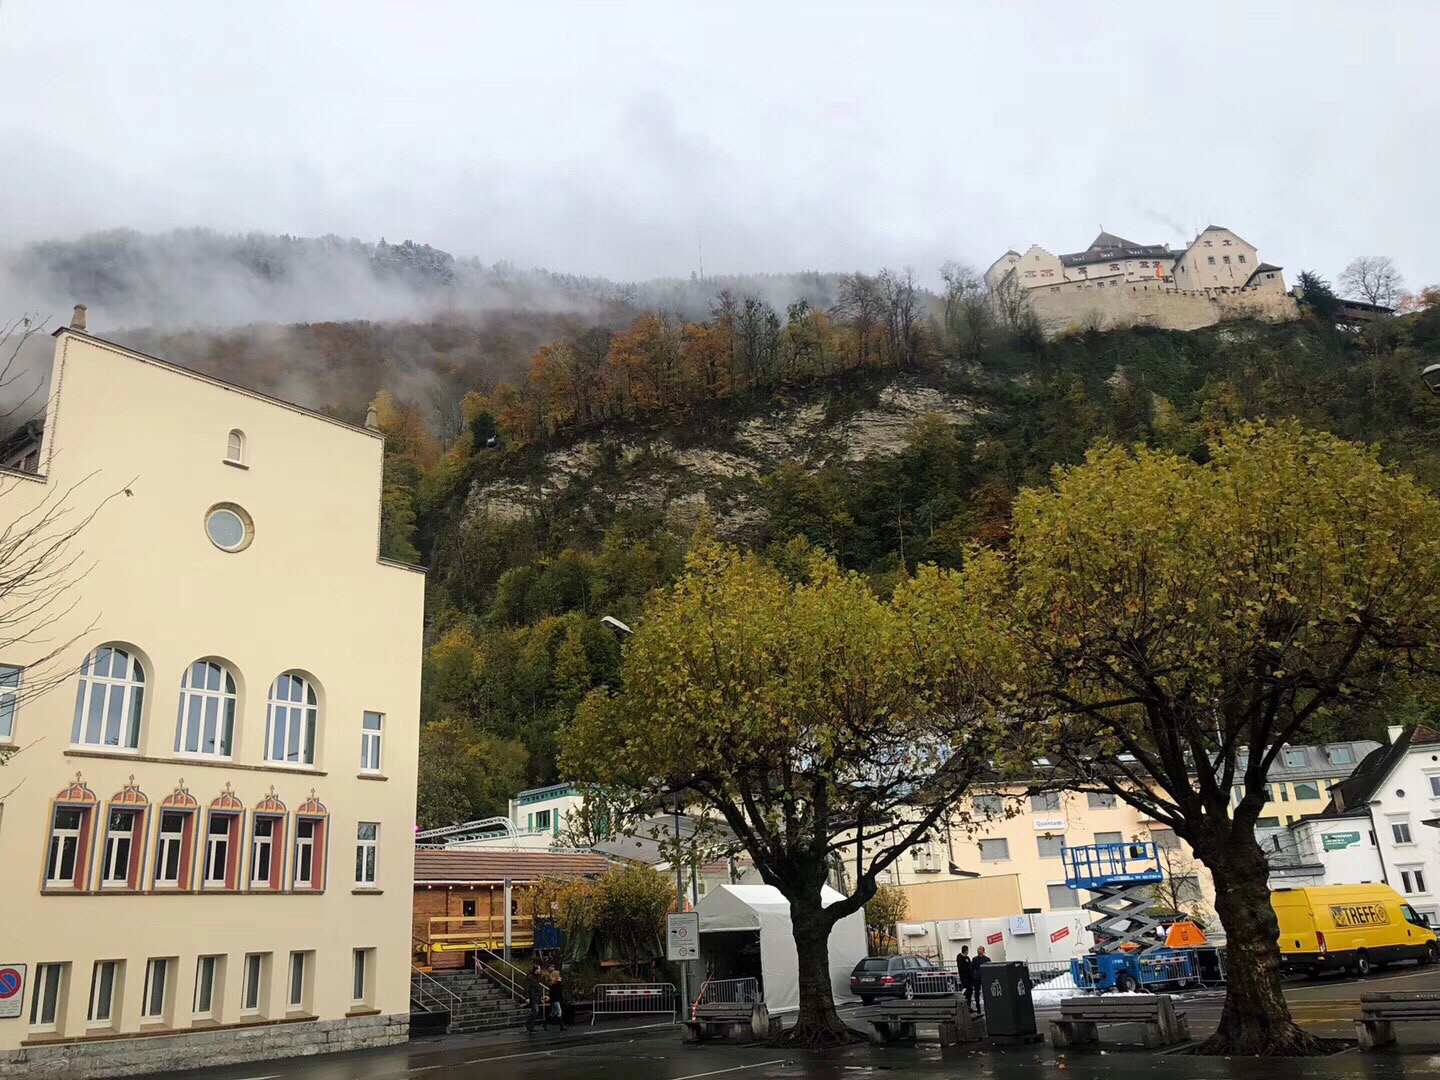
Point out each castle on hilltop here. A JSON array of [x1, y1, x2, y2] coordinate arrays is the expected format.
[[986, 226, 1297, 335]]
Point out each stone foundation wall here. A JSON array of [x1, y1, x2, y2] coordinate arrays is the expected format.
[[1026, 282, 1298, 336], [0, 1012, 408, 1079]]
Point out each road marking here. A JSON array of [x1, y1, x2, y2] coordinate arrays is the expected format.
[[668, 1060, 788, 1080]]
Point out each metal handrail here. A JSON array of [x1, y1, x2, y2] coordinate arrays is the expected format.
[[476, 951, 528, 1004], [410, 968, 462, 1012]]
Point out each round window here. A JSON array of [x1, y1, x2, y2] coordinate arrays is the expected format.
[[205, 504, 253, 552]]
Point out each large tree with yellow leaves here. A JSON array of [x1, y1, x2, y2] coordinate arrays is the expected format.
[[560, 543, 1003, 1046], [925, 421, 1440, 1055]]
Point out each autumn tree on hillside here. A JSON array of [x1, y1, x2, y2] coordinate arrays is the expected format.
[[560, 543, 1003, 1046], [924, 421, 1440, 1055]]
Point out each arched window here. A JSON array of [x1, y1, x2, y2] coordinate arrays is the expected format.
[[174, 660, 238, 758], [71, 646, 145, 749], [265, 673, 318, 766], [226, 429, 246, 464]]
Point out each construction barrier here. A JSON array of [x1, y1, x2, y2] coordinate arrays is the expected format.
[[695, 977, 762, 1009], [590, 982, 678, 1025]]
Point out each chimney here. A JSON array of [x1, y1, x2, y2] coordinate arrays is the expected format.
[[364, 406, 379, 431], [1388, 725, 1404, 745], [70, 304, 87, 331]]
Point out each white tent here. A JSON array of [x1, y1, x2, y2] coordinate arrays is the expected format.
[[695, 884, 868, 1014]]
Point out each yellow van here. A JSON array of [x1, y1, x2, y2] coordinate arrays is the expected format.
[[1272, 884, 1439, 977]]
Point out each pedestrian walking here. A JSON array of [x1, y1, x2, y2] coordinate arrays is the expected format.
[[525, 965, 547, 1032], [956, 945, 973, 1007], [969, 946, 990, 1015], [549, 969, 567, 1030]]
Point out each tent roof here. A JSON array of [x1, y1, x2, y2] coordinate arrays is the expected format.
[[697, 884, 847, 931]]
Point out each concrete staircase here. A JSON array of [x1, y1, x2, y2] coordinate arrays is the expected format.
[[411, 969, 529, 1035]]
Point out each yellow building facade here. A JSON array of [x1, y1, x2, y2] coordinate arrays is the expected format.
[[0, 328, 424, 1076]]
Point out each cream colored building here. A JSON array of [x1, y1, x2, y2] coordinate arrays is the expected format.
[[985, 226, 1295, 336], [853, 741, 1377, 934], [0, 325, 424, 1077]]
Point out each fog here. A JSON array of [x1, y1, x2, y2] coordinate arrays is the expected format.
[[1, 1, 1436, 299]]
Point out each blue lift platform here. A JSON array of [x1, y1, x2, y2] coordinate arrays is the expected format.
[[1063, 842, 1222, 992]]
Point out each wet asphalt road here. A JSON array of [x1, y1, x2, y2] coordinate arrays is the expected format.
[[161, 966, 1440, 1080]]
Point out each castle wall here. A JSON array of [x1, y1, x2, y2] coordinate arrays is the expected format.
[[1026, 278, 1298, 336]]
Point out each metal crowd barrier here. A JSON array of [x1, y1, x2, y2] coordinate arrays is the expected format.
[[909, 971, 961, 997], [695, 977, 763, 1007], [1137, 952, 1196, 986], [1025, 962, 1079, 991], [590, 982, 678, 1025]]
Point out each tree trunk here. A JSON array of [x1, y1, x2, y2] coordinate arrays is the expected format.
[[1198, 833, 1329, 1055], [779, 895, 860, 1047]]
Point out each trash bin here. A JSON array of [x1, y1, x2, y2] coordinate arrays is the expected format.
[[980, 962, 1037, 1039]]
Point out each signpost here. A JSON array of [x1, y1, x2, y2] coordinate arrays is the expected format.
[[667, 912, 700, 961], [0, 965, 26, 1020]]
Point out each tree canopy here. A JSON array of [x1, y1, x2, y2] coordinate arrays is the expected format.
[[560, 541, 1001, 1044], [922, 420, 1440, 1055]]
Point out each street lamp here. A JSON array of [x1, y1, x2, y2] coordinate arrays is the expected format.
[[1422, 364, 1440, 396]]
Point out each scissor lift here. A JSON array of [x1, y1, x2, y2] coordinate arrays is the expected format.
[[1062, 842, 1166, 954]]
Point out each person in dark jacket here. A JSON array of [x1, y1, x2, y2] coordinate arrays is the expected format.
[[956, 945, 974, 1005], [548, 968, 567, 1030], [525, 966, 547, 1032], [969, 947, 990, 1014]]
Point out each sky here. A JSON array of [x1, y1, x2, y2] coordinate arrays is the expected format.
[[1, 0, 1437, 289]]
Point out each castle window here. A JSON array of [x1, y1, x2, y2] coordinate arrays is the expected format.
[[1207, 256, 1216, 265], [1204, 240, 1213, 247], [1050, 286, 1060, 293], [1109, 264, 1120, 272], [1139, 261, 1149, 268], [1223, 255, 1231, 264], [1238, 255, 1247, 264], [1222, 239, 1232, 246], [1023, 270, 1035, 278]]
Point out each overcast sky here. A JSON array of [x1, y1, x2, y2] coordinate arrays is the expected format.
[[2, 1, 1437, 288]]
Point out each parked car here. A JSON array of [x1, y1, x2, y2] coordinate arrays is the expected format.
[[849, 955, 957, 1003]]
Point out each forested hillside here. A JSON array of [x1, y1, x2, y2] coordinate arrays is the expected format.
[[359, 284, 1440, 828]]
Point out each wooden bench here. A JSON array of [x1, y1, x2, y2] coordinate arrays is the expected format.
[[853, 998, 983, 1046], [1356, 992, 1440, 1049], [683, 1002, 778, 1042], [1049, 994, 1189, 1049]]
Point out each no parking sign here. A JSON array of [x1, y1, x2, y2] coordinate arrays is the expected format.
[[0, 966, 26, 1020]]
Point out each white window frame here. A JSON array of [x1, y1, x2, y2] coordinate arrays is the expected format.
[[155, 811, 187, 888], [1284, 748, 1307, 767], [265, 673, 319, 766], [287, 952, 306, 1010], [356, 822, 379, 886], [88, 960, 119, 1027], [142, 958, 169, 1021], [71, 645, 145, 750], [226, 429, 246, 464], [360, 711, 383, 773], [241, 953, 264, 1015], [1292, 781, 1321, 801], [0, 663, 20, 741], [294, 818, 317, 888], [1401, 867, 1428, 895], [251, 816, 278, 888], [1393, 820, 1415, 845], [101, 808, 139, 887], [1429, 775, 1440, 798], [175, 660, 238, 759], [352, 949, 369, 1005], [46, 807, 86, 887], [193, 955, 218, 1018], [29, 963, 64, 1031], [204, 813, 237, 887]]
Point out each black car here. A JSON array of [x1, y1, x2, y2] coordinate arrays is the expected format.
[[849, 955, 957, 1003]]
